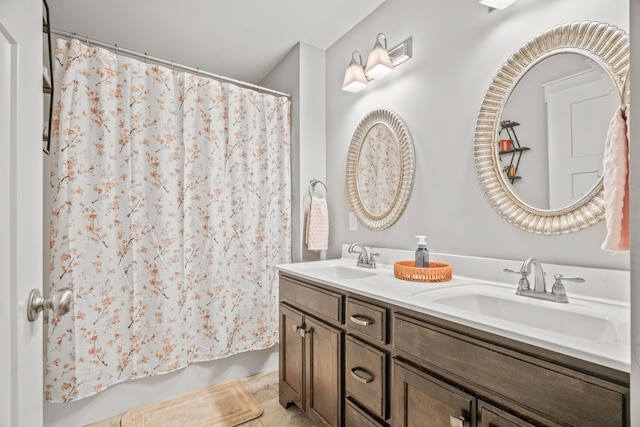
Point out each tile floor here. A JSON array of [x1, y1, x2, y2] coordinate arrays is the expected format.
[[86, 370, 318, 427], [235, 371, 317, 427]]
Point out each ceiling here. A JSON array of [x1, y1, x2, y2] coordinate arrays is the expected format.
[[48, 0, 387, 84]]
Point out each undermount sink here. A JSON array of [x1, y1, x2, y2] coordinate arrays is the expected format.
[[302, 265, 377, 280], [414, 284, 624, 344]]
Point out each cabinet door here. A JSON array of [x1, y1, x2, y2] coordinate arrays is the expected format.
[[478, 401, 536, 427], [393, 314, 628, 426], [279, 303, 305, 409], [306, 315, 343, 426], [392, 360, 475, 427]]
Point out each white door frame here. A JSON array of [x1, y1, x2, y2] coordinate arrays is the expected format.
[[0, 0, 44, 425], [630, 1, 639, 425]]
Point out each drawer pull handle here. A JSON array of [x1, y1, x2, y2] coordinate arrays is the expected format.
[[350, 367, 374, 384], [449, 415, 466, 427], [350, 314, 374, 326]]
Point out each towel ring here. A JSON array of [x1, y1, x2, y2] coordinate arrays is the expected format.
[[308, 178, 327, 198]]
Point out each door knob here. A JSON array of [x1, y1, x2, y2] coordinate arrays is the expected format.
[[27, 288, 73, 321]]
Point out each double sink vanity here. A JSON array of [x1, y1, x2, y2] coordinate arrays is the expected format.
[[282, 17, 632, 427], [277, 248, 630, 426]]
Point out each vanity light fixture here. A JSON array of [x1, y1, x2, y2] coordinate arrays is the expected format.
[[365, 33, 393, 80], [342, 51, 369, 93], [479, 0, 518, 10], [341, 35, 412, 93]]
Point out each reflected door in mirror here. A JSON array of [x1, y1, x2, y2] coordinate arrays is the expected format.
[[545, 63, 617, 208], [500, 53, 619, 210]]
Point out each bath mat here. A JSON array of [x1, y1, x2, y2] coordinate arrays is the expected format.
[[121, 379, 263, 427]]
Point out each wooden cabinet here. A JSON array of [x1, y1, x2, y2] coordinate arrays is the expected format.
[[477, 401, 536, 427], [279, 277, 344, 426], [393, 313, 629, 426], [278, 272, 630, 427], [346, 298, 388, 345], [279, 304, 305, 409], [346, 398, 386, 427], [392, 359, 539, 427], [392, 359, 475, 427], [345, 335, 388, 420], [344, 297, 390, 425], [305, 315, 343, 426]]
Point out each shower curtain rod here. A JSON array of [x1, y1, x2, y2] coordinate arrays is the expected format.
[[50, 28, 291, 99]]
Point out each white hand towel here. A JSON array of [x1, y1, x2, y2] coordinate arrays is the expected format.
[[305, 196, 329, 251], [601, 106, 630, 252]]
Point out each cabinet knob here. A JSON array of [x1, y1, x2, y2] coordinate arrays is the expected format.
[[292, 324, 307, 337], [449, 415, 467, 427], [349, 314, 374, 326]]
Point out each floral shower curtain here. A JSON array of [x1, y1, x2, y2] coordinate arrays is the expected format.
[[46, 39, 291, 402]]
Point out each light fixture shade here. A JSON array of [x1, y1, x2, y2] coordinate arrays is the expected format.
[[342, 51, 368, 93], [479, 0, 517, 9], [365, 45, 393, 80], [364, 33, 393, 80]]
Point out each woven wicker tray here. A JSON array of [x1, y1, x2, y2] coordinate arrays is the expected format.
[[393, 260, 452, 282]]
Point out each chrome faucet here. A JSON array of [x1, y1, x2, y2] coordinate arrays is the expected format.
[[503, 257, 584, 303], [348, 243, 379, 269], [522, 257, 546, 293]]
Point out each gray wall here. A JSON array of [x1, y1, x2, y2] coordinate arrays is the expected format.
[[325, 0, 629, 270], [262, 42, 327, 263]]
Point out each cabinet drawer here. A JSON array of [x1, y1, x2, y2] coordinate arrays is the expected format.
[[345, 398, 386, 427], [346, 335, 388, 420], [279, 277, 344, 325], [393, 314, 628, 427], [346, 298, 387, 345]]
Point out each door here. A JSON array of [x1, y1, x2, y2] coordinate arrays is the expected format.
[[391, 360, 475, 427], [279, 303, 305, 409], [0, 0, 43, 426], [306, 315, 343, 427], [545, 68, 618, 209], [478, 400, 536, 427]]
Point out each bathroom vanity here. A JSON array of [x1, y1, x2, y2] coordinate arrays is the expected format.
[[277, 254, 630, 427]]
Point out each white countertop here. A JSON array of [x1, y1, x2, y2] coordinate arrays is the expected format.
[[276, 251, 630, 373]]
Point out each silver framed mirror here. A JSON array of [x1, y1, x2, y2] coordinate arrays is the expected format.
[[474, 21, 629, 234], [346, 109, 415, 230]]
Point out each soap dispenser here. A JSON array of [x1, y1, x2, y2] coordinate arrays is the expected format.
[[415, 235, 429, 268]]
